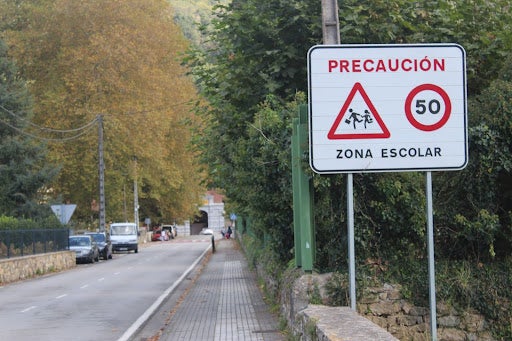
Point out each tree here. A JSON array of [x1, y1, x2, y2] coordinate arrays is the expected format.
[[187, 0, 512, 267], [172, 0, 226, 47], [0, 39, 57, 218], [186, 0, 321, 202], [434, 56, 512, 260], [337, 0, 512, 95], [1, 0, 205, 224]]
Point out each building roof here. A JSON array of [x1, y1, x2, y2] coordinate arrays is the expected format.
[[206, 190, 224, 204]]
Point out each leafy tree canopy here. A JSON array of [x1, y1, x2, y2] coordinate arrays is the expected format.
[[0, 0, 206, 224], [187, 0, 512, 265], [0, 39, 57, 218]]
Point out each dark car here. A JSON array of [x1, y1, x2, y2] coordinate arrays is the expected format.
[[85, 232, 112, 260], [69, 235, 100, 263]]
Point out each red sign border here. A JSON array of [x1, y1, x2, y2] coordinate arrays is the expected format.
[[404, 84, 452, 132], [327, 82, 391, 139]]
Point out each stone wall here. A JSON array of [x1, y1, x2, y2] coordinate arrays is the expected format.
[[360, 283, 495, 341], [296, 305, 398, 341], [0, 251, 75, 285], [273, 269, 495, 341], [199, 193, 225, 232], [241, 236, 498, 340], [277, 270, 398, 340]]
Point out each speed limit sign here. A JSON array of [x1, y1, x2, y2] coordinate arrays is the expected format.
[[308, 43, 467, 173], [405, 83, 452, 131]]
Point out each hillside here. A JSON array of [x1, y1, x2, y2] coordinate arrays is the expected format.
[[170, 0, 226, 47]]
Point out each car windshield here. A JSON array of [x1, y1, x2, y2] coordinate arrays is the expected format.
[[70, 237, 90, 247], [111, 225, 136, 235]]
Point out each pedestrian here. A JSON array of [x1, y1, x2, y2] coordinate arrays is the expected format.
[[226, 226, 232, 239]]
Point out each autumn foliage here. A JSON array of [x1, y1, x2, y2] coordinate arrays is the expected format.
[[0, 0, 205, 223]]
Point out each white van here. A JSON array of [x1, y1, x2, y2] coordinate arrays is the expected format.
[[110, 222, 139, 253]]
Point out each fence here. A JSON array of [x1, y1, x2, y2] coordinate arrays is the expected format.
[[0, 229, 70, 259]]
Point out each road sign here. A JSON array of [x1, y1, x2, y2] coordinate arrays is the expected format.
[[51, 204, 76, 225], [308, 44, 467, 173], [327, 82, 390, 139]]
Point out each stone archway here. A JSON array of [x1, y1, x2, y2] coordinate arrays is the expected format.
[[190, 210, 208, 235]]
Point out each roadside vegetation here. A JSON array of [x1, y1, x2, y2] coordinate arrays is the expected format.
[[183, 0, 512, 338], [0, 0, 206, 227], [0, 0, 511, 337]]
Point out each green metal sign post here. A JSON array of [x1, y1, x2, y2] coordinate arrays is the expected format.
[[291, 105, 315, 271]]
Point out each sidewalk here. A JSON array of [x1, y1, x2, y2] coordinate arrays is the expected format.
[[159, 237, 285, 341]]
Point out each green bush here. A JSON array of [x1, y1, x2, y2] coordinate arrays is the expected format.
[[0, 215, 63, 230], [324, 272, 349, 306], [437, 259, 512, 339]]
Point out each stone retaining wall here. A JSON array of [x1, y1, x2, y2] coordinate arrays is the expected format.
[[296, 305, 399, 341], [0, 251, 75, 285], [250, 255, 495, 341], [278, 270, 398, 340], [276, 269, 495, 341], [360, 283, 495, 341]]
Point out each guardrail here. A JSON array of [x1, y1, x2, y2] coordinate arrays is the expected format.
[[0, 229, 70, 259]]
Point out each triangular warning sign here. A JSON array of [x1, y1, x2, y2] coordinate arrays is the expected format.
[[327, 82, 390, 139]]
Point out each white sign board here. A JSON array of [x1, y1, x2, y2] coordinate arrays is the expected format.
[[308, 44, 467, 173]]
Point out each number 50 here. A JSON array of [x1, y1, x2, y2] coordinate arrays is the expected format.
[[415, 99, 441, 115]]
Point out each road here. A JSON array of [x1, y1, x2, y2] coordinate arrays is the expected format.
[[0, 236, 212, 341]]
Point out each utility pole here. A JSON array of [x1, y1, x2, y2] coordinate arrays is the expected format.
[[123, 183, 127, 221], [98, 115, 106, 232], [321, 0, 340, 45], [320, 0, 358, 313], [133, 156, 139, 228]]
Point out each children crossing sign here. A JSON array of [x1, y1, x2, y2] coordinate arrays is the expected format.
[[327, 82, 390, 139], [308, 44, 467, 173]]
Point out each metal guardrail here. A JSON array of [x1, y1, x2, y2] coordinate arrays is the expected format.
[[0, 229, 70, 259]]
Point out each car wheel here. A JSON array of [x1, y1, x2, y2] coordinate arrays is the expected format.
[[134, 248, 138, 253]]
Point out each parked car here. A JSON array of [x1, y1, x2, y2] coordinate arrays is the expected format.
[[151, 229, 162, 241], [200, 228, 214, 235], [69, 235, 99, 263], [162, 225, 176, 239], [85, 232, 112, 260]]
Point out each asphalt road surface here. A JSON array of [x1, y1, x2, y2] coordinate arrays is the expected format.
[[0, 236, 211, 341]]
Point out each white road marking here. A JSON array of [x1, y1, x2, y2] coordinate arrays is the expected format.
[[21, 306, 37, 313], [117, 244, 212, 341]]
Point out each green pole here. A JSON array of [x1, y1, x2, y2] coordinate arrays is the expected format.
[[298, 105, 315, 271], [291, 105, 315, 271], [291, 117, 302, 267]]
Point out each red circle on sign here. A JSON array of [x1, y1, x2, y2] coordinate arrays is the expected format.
[[405, 84, 451, 131]]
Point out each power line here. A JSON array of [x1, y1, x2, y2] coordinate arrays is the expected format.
[[102, 100, 196, 117], [0, 104, 99, 141], [0, 99, 195, 141], [0, 104, 98, 133], [0, 117, 98, 141]]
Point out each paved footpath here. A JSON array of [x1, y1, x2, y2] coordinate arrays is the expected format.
[[159, 238, 284, 341]]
